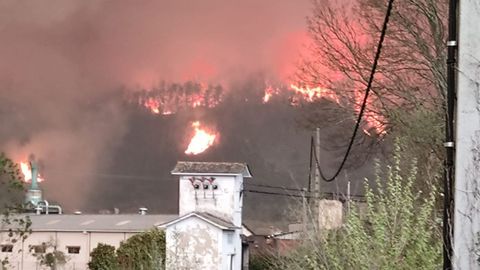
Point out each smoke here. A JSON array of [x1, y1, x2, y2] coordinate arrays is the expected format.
[[0, 0, 313, 212], [0, 0, 377, 224], [0, 0, 311, 88]]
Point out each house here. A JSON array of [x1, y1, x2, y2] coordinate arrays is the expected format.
[[162, 161, 252, 270]]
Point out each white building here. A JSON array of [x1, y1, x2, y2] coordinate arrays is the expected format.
[[0, 214, 176, 270], [162, 161, 252, 270], [0, 161, 253, 270]]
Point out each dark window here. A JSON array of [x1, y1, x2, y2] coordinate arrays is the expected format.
[[32, 245, 46, 254], [67, 246, 80, 254], [1, 245, 13, 253]]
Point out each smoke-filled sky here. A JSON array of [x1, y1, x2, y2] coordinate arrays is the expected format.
[[1, 0, 311, 87], [0, 0, 374, 223]]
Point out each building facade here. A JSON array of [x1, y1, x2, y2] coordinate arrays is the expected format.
[[163, 161, 252, 270], [0, 214, 175, 270]]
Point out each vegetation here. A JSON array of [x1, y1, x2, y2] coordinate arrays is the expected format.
[[31, 241, 68, 270], [0, 153, 25, 211], [255, 144, 442, 269], [0, 153, 30, 269], [88, 244, 118, 270], [297, 0, 447, 187], [89, 229, 166, 270]]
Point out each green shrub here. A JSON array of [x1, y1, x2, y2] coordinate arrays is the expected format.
[[269, 143, 442, 269], [117, 228, 166, 270], [88, 243, 118, 270]]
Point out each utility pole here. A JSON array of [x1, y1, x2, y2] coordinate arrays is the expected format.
[[444, 0, 456, 269], [314, 127, 321, 230], [301, 188, 308, 232], [453, 0, 480, 269]]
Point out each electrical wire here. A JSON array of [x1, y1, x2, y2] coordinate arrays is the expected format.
[[313, 0, 395, 182], [244, 183, 366, 199], [245, 183, 307, 192], [243, 189, 366, 201]]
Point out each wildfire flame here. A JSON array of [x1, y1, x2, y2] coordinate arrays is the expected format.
[[20, 162, 44, 183], [261, 83, 385, 135], [262, 85, 280, 103], [185, 121, 217, 155], [136, 81, 224, 115], [138, 80, 385, 139], [289, 84, 340, 103], [143, 98, 161, 114]]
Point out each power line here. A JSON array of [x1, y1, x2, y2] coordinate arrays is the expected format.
[[313, 0, 395, 182], [46, 170, 162, 181], [243, 183, 366, 199], [245, 183, 307, 192], [243, 189, 366, 202]]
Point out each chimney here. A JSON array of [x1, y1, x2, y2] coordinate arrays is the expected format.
[[139, 207, 148, 215]]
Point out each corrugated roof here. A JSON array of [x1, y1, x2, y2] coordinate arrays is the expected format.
[[171, 161, 252, 177], [1, 214, 178, 233]]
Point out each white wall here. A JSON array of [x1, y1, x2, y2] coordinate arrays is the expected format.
[[179, 175, 243, 227], [454, 1, 480, 269], [165, 216, 223, 270], [0, 231, 138, 270]]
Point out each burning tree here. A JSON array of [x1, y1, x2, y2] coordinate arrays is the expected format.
[[296, 0, 447, 183], [131, 81, 224, 115]]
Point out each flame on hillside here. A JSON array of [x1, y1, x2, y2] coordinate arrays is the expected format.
[[134, 79, 385, 137], [185, 121, 217, 155], [289, 84, 340, 103], [20, 161, 44, 183], [262, 83, 386, 135], [262, 85, 280, 103], [135, 81, 224, 115]]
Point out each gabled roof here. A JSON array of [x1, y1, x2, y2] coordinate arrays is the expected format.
[[159, 212, 239, 230], [171, 162, 252, 178], [1, 214, 178, 233]]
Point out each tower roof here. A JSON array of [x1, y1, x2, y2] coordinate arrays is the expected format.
[[171, 161, 252, 178], [159, 212, 238, 230]]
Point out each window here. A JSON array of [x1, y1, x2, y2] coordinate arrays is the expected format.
[[1, 245, 13, 253], [67, 246, 80, 254], [31, 245, 46, 254]]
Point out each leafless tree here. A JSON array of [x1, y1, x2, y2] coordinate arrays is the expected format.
[[296, 0, 448, 185]]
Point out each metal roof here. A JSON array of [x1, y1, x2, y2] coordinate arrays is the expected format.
[[1, 214, 178, 233], [171, 162, 252, 177]]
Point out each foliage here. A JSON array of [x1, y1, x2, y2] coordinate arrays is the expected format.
[[249, 254, 278, 270], [31, 241, 68, 270], [40, 251, 67, 270], [116, 228, 166, 270], [0, 153, 31, 269], [0, 153, 25, 210], [88, 243, 118, 270], [263, 143, 442, 269], [88, 229, 166, 270]]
